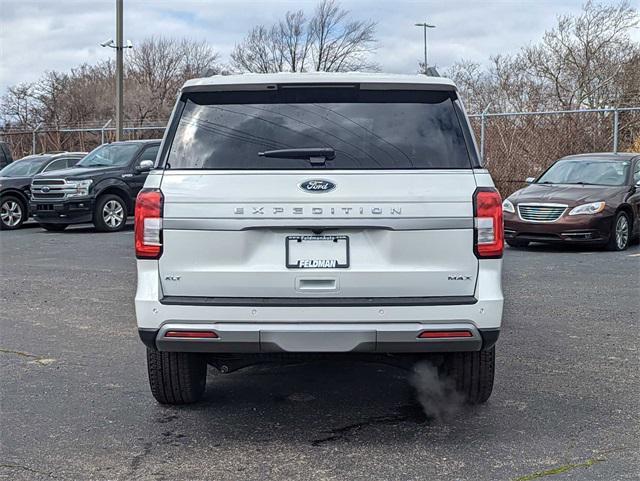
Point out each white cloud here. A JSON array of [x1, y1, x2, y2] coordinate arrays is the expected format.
[[0, 0, 634, 93]]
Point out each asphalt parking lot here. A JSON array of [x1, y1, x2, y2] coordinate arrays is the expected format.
[[1, 225, 638, 481]]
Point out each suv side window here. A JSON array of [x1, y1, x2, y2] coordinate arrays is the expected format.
[[139, 145, 159, 163], [42, 158, 70, 172], [634, 161, 640, 184]]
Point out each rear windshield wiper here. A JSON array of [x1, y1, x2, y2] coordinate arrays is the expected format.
[[258, 148, 335, 165]]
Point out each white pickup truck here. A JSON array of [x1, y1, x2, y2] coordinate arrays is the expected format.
[[134, 73, 504, 405]]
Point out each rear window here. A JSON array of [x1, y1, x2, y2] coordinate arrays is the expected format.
[[165, 88, 474, 170]]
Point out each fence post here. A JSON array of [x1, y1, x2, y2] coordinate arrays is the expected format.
[[612, 108, 619, 153], [101, 119, 112, 145], [480, 104, 492, 162], [32, 123, 42, 154]]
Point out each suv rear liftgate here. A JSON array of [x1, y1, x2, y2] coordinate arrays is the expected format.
[[135, 75, 504, 405]]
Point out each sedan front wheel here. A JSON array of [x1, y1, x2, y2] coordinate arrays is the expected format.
[[606, 211, 631, 251]]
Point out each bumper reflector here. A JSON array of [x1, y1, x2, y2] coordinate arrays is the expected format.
[[164, 330, 219, 339], [418, 330, 473, 339]]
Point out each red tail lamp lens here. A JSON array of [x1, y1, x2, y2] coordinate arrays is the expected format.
[[473, 188, 504, 258], [135, 189, 163, 259]]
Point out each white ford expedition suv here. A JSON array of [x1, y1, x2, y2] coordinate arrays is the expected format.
[[135, 73, 504, 405]]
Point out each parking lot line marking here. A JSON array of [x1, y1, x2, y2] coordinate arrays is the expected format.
[[628, 253, 640, 257]]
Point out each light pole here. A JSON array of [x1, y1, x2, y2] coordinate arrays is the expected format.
[[415, 22, 436, 74], [101, 0, 132, 141]]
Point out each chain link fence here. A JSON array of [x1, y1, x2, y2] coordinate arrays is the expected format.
[[1, 107, 638, 197], [469, 107, 640, 196]]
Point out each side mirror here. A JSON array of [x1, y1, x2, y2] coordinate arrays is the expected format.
[[136, 160, 154, 173], [525, 177, 535, 184]]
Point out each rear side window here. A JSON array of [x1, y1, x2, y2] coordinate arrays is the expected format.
[[43, 158, 70, 172], [165, 88, 474, 170]]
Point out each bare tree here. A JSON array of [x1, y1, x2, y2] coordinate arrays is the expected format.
[[522, 1, 638, 109], [0, 37, 222, 151], [450, 1, 639, 112], [231, 0, 377, 73]]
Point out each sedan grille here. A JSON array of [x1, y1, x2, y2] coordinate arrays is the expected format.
[[517, 204, 567, 222]]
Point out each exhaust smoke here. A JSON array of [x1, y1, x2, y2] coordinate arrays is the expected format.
[[410, 361, 463, 422]]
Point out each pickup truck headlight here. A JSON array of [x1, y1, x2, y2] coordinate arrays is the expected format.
[[568, 201, 605, 215], [67, 179, 93, 198], [502, 199, 515, 213]]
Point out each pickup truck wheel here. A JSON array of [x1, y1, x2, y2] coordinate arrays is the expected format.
[[439, 347, 495, 404], [146, 349, 207, 405], [94, 194, 127, 232], [0, 195, 26, 230], [40, 223, 67, 232]]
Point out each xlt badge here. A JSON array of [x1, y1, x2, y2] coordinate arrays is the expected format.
[[300, 179, 336, 193]]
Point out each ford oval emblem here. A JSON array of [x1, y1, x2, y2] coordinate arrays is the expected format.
[[41, 186, 51, 193], [300, 179, 336, 193]]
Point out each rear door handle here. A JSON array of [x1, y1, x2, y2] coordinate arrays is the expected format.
[[296, 278, 338, 291]]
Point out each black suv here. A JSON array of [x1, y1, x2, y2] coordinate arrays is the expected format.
[[0, 152, 86, 230], [30, 140, 161, 232]]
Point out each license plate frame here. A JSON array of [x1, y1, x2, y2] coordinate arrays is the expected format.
[[285, 235, 350, 269]]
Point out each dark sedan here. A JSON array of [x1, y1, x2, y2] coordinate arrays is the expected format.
[[0, 152, 86, 230], [503, 153, 640, 251]]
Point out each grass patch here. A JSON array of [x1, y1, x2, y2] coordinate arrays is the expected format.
[[514, 457, 603, 481]]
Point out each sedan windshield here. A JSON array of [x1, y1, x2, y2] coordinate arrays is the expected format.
[[537, 159, 630, 186], [77, 144, 139, 168], [0, 157, 48, 177]]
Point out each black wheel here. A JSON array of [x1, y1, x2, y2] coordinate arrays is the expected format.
[[39, 223, 67, 232], [94, 194, 127, 232], [606, 211, 631, 251], [439, 347, 495, 404], [146, 349, 207, 405], [506, 239, 529, 248], [0, 195, 26, 230]]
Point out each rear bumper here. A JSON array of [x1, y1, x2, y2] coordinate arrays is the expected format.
[[139, 323, 499, 353], [30, 199, 94, 224], [135, 258, 503, 354]]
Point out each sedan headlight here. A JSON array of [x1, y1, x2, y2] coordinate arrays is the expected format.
[[502, 199, 515, 213], [67, 179, 93, 198], [569, 201, 605, 215]]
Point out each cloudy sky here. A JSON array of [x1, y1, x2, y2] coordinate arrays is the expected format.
[[0, 0, 635, 93]]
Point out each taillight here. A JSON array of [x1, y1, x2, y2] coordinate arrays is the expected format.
[[473, 187, 503, 258], [135, 188, 163, 259]]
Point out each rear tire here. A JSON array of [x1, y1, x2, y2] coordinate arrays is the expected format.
[[0, 195, 26, 230], [439, 347, 495, 404], [606, 211, 631, 251], [40, 223, 67, 232], [146, 349, 207, 405], [94, 194, 128, 232], [506, 239, 529, 248]]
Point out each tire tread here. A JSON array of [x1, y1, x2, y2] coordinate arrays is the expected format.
[[440, 347, 495, 404], [146, 349, 206, 405]]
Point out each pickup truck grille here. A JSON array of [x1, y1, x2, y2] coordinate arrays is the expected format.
[[31, 179, 75, 201], [517, 204, 567, 222], [32, 179, 65, 186]]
